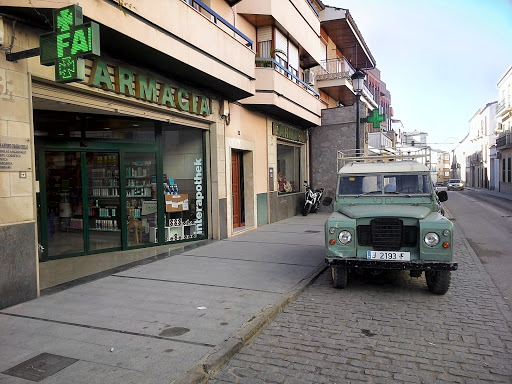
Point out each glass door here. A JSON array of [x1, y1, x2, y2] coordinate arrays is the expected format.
[[124, 153, 157, 247], [44, 151, 84, 257], [86, 153, 122, 251]]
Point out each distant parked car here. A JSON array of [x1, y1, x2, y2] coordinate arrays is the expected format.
[[435, 182, 447, 192], [447, 179, 464, 191]]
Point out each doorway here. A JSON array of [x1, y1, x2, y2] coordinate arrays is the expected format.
[[232, 150, 245, 229]]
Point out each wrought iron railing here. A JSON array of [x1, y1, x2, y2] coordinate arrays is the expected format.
[[187, 0, 253, 49], [255, 58, 320, 98], [497, 98, 510, 114], [315, 58, 354, 81], [496, 131, 512, 149]]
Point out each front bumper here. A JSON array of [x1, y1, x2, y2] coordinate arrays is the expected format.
[[326, 258, 458, 271]]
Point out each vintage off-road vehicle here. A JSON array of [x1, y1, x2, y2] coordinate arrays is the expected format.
[[323, 149, 457, 295]]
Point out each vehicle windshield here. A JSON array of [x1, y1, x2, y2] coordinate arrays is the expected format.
[[338, 174, 432, 195], [449, 179, 461, 183]]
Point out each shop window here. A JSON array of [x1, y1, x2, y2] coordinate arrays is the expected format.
[[277, 143, 300, 194], [161, 126, 206, 241]]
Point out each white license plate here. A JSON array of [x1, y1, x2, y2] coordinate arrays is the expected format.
[[367, 251, 411, 261]]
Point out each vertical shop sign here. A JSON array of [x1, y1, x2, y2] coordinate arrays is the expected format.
[[40, 4, 100, 83], [194, 158, 204, 235]]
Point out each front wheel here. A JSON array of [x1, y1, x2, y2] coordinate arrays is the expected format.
[[425, 270, 451, 295], [302, 201, 312, 216], [331, 266, 348, 289]]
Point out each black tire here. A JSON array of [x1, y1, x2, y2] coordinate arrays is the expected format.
[[425, 270, 451, 295], [310, 202, 319, 213], [331, 266, 348, 289], [301, 201, 312, 216]]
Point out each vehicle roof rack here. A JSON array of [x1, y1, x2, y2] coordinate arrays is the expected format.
[[337, 147, 432, 171]]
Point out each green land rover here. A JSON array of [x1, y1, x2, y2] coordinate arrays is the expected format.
[[323, 149, 457, 295]]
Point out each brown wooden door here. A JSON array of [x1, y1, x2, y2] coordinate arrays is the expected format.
[[232, 151, 243, 228]]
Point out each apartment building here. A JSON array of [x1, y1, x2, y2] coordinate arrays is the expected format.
[[496, 66, 512, 194], [466, 102, 497, 189], [0, 0, 391, 308]]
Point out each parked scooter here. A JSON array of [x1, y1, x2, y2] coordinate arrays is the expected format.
[[302, 181, 324, 216]]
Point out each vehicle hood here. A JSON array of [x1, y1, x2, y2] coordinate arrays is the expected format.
[[339, 204, 432, 219]]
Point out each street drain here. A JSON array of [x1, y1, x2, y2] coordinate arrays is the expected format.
[[3, 353, 78, 382], [304, 230, 321, 233]]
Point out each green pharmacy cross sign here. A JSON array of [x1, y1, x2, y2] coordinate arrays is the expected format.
[[40, 5, 100, 83], [365, 109, 386, 128]]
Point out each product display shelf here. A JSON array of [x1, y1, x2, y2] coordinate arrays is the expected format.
[[149, 219, 197, 243]]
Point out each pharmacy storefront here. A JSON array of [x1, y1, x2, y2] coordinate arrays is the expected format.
[[35, 60, 212, 265]]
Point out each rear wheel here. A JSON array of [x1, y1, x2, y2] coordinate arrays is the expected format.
[[331, 266, 348, 289], [425, 270, 451, 295], [302, 201, 312, 216]]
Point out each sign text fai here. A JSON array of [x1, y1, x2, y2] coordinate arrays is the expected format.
[[40, 5, 100, 83]]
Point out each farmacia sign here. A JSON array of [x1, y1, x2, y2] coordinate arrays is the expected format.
[[88, 59, 211, 117]]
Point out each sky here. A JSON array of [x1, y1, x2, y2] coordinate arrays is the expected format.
[[326, 0, 512, 152]]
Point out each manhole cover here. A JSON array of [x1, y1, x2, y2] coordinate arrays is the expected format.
[[304, 230, 320, 233], [3, 353, 78, 382]]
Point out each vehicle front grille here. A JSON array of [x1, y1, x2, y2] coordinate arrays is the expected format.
[[357, 218, 417, 251]]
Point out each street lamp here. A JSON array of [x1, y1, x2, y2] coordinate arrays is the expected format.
[[351, 69, 365, 156]]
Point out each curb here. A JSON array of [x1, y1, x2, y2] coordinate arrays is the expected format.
[[171, 261, 328, 384]]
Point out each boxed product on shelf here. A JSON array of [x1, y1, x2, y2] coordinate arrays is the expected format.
[[165, 194, 189, 212]]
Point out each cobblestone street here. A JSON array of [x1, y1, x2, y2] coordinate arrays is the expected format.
[[209, 229, 512, 384]]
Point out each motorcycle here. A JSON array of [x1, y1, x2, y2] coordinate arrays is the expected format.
[[302, 181, 324, 216]]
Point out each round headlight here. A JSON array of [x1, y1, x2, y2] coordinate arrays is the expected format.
[[443, 229, 450, 237], [338, 230, 352, 245], [329, 227, 336, 234], [424, 232, 440, 247]]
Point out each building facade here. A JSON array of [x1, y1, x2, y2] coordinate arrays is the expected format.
[[496, 66, 512, 195], [0, 0, 330, 308], [466, 102, 497, 189]]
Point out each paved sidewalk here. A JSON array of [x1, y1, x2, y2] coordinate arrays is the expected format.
[[0, 213, 329, 384], [464, 186, 512, 201]]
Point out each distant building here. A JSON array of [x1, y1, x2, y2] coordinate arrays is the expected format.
[[402, 131, 428, 147]]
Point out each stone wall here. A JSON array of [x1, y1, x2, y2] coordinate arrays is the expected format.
[[309, 104, 366, 211], [0, 21, 38, 308]]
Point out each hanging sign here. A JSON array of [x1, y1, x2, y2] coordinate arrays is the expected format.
[[365, 109, 386, 129], [40, 4, 100, 83]]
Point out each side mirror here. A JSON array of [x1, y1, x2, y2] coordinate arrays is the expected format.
[[322, 196, 333, 206], [436, 190, 448, 202]]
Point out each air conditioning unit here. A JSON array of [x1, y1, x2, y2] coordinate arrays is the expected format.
[[304, 69, 315, 86]]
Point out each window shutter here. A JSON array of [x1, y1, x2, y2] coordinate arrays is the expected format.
[[257, 26, 272, 42], [289, 43, 299, 71], [275, 29, 288, 59]]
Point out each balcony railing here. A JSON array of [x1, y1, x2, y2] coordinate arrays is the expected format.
[[315, 58, 354, 81], [306, 0, 319, 17], [315, 58, 378, 107], [497, 97, 510, 114], [255, 58, 320, 98], [187, 0, 253, 48], [496, 131, 512, 149]]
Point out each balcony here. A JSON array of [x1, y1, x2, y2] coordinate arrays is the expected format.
[[240, 59, 322, 128], [236, 0, 323, 67], [496, 131, 512, 150], [497, 97, 511, 117], [313, 58, 377, 107], [6, 0, 256, 100], [320, 6, 376, 70]]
